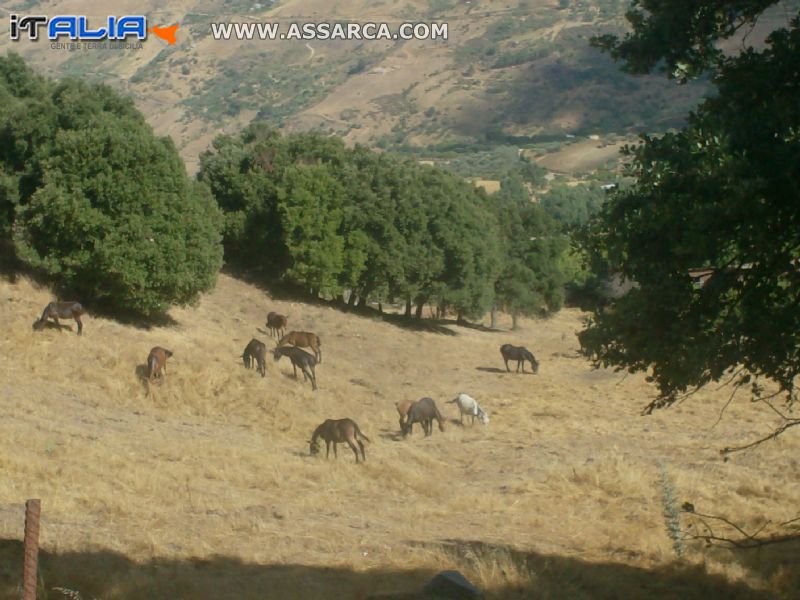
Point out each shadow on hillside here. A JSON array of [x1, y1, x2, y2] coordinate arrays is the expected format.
[[30, 319, 74, 334], [0, 536, 783, 600], [222, 267, 458, 337], [378, 427, 404, 442], [412, 539, 781, 600], [475, 366, 506, 374]]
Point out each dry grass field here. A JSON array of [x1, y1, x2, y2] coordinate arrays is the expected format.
[[1, 273, 798, 599]]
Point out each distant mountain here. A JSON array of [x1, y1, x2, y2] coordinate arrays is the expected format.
[[2, 0, 786, 172]]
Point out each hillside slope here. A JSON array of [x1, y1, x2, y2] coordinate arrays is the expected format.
[[1, 273, 797, 598]]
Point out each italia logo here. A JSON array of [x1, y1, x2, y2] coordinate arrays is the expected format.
[[9, 15, 179, 44]]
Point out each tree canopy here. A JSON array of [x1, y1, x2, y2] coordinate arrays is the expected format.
[[580, 2, 800, 446], [0, 54, 223, 316], [199, 125, 568, 321]]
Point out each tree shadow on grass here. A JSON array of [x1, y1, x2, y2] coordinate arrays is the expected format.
[[222, 267, 458, 336], [0, 536, 784, 600]]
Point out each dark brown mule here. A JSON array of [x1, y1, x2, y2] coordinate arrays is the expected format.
[[277, 331, 322, 363], [33, 301, 85, 335], [266, 312, 288, 338], [147, 347, 173, 385], [274, 345, 318, 390], [403, 397, 446, 437], [500, 344, 539, 374], [309, 418, 371, 463], [243, 338, 267, 377]]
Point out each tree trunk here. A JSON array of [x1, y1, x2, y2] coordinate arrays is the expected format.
[[348, 292, 358, 307], [490, 306, 498, 330], [457, 311, 465, 325], [357, 295, 368, 308], [511, 312, 519, 330], [378, 303, 383, 314], [415, 302, 425, 320], [404, 300, 412, 318]]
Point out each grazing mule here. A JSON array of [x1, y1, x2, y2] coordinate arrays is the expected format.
[[308, 418, 371, 463], [33, 301, 85, 335], [274, 345, 318, 390], [447, 393, 489, 426], [500, 344, 539, 374], [395, 399, 416, 432], [147, 347, 173, 384], [266, 312, 288, 338], [242, 338, 267, 377], [277, 331, 322, 363], [403, 397, 446, 437]]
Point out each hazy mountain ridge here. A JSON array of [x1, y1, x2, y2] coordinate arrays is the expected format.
[[2, 0, 775, 171]]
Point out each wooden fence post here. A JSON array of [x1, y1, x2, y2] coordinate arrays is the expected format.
[[23, 499, 41, 600]]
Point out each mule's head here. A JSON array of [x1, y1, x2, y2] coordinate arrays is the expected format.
[[308, 439, 320, 456], [165, 349, 174, 358], [479, 411, 490, 425], [527, 352, 539, 374], [32, 319, 44, 331]]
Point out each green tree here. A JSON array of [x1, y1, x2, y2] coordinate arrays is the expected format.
[[278, 163, 346, 296], [493, 177, 567, 328], [580, 2, 800, 447], [2, 56, 223, 316]]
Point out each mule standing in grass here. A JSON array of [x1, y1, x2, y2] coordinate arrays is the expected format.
[[274, 345, 318, 390], [266, 312, 288, 338], [448, 393, 489, 426], [403, 397, 446, 437], [243, 338, 267, 377], [277, 331, 322, 363], [33, 301, 85, 335], [500, 344, 539, 374], [309, 418, 371, 463], [147, 347, 173, 385], [395, 399, 416, 433]]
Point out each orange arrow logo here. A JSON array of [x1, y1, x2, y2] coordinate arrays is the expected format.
[[150, 24, 179, 45]]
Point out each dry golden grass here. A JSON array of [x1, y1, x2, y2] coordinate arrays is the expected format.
[[0, 273, 798, 599]]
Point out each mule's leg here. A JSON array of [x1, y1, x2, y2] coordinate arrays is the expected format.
[[309, 366, 317, 391], [333, 443, 338, 458], [358, 439, 366, 461], [326, 440, 331, 459], [292, 362, 298, 380], [504, 358, 510, 372], [347, 439, 359, 463], [75, 316, 83, 336]]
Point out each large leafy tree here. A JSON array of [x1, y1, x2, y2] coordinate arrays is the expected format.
[[1, 55, 223, 316], [580, 2, 800, 447], [494, 177, 567, 327]]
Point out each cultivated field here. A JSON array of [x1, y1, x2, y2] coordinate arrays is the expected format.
[[0, 273, 797, 599]]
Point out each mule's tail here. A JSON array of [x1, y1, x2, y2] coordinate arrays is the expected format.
[[147, 355, 158, 380], [354, 423, 371, 444]]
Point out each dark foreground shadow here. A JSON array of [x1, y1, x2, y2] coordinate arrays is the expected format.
[[1, 536, 787, 600]]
